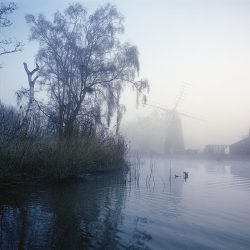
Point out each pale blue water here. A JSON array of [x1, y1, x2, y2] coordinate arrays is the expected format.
[[1, 157, 250, 249]]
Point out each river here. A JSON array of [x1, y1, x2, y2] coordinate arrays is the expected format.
[[1, 157, 250, 249]]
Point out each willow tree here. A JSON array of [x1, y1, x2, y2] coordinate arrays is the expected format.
[[26, 3, 148, 138]]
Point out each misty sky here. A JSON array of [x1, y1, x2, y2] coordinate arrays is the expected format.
[[1, 0, 250, 149]]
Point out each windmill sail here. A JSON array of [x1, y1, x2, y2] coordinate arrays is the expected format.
[[143, 84, 203, 155]]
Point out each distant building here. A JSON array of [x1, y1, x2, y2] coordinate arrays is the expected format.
[[204, 144, 228, 155], [164, 111, 185, 154], [230, 131, 250, 155]]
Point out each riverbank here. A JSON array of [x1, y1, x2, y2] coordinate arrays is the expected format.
[[0, 135, 128, 187]]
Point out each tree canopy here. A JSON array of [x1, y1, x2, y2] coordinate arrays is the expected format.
[[25, 3, 149, 138]]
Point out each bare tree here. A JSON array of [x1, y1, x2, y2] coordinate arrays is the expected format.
[[0, 2, 22, 60], [15, 62, 46, 137], [23, 62, 39, 111], [25, 3, 149, 138]]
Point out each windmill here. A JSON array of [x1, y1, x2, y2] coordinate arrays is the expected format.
[[145, 83, 202, 155]]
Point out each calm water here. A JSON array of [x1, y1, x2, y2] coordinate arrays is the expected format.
[[1, 157, 250, 249]]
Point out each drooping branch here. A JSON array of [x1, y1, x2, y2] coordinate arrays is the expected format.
[[25, 3, 149, 138]]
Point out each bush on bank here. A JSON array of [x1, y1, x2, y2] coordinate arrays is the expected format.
[[0, 133, 127, 184]]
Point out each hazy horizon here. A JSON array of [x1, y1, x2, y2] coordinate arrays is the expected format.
[[1, 0, 250, 150]]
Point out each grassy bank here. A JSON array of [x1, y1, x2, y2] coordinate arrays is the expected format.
[[0, 134, 127, 186]]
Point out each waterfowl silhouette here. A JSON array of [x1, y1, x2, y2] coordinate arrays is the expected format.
[[183, 171, 189, 179]]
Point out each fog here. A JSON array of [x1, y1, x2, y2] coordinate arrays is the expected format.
[[2, 3, 250, 249], [1, 0, 250, 151]]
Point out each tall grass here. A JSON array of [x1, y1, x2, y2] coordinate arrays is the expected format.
[[0, 134, 127, 183], [0, 101, 128, 185]]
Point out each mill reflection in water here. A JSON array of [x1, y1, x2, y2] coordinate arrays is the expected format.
[[1, 157, 250, 249]]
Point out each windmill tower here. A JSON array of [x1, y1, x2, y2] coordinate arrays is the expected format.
[[145, 83, 201, 155], [164, 83, 188, 154], [164, 109, 184, 154]]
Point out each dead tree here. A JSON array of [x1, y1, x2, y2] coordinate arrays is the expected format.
[[23, 62, 39, 112], [18, 62, 40, 136]]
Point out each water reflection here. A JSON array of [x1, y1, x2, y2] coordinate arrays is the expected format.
[[0, 172, 127, 249], [1, 158, 250, 249]]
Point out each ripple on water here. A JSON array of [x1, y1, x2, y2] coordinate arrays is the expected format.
[[1, 158, 250, 249]]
